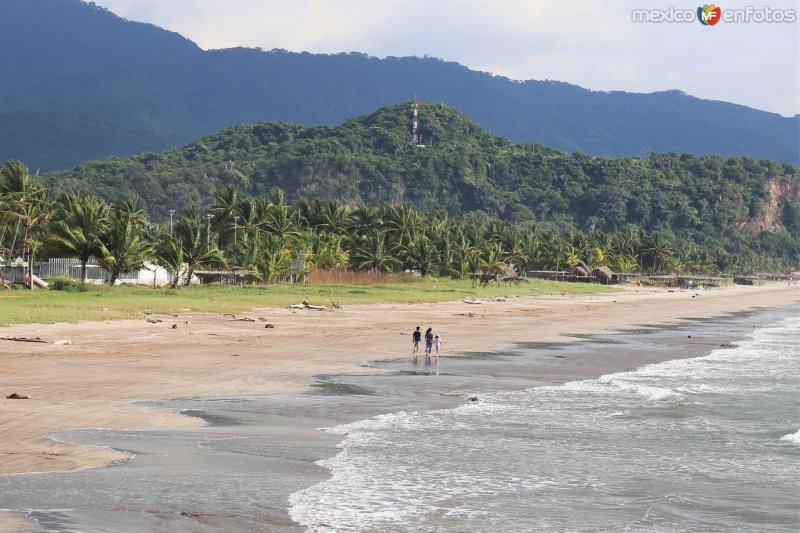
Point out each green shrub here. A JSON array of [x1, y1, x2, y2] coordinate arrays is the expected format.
[[49, 276, 89, 292]]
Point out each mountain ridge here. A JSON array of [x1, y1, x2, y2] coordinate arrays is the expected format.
[[1, 0, 797, 172]]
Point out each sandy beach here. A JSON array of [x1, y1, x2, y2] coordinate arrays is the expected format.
[[0, 282, 798, 531], [0, 282, 797, 480]]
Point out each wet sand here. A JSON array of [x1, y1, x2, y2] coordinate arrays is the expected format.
[[0, 283, 798, 531]]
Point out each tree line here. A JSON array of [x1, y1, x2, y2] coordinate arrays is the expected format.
[[2, 161, 793, 289], [46, 103, 800, 269]]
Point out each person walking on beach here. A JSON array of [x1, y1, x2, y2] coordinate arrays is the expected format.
[[412, 326, 422, 362], [433, 334, 442, 361], [424, 327, 434, 362]]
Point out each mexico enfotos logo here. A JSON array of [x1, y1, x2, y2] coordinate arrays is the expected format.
[[632, 4, 797, 24]]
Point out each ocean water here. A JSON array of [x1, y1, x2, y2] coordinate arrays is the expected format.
[[289, 315, 800, 532]]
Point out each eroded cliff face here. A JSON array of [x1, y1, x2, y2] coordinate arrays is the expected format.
[[740, 175, 800, 235]]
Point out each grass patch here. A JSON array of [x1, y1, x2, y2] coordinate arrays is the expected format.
[[0, 278, 619, 326]]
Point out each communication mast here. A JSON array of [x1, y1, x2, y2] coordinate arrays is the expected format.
[[411, 101, 425, 147]]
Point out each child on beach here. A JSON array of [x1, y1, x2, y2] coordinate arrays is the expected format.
[[434, 334, 442, 361]]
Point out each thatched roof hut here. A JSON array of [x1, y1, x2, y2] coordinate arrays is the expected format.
[[573, 265, 590, 277], [593, 266, 614, 282]]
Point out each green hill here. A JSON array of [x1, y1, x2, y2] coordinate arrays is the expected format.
[[46, 103, 800, 262]]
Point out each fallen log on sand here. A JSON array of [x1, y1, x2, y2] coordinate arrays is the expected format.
[[289, 303, 328, 310], [6, 392, 31, 399], [0, 336, 49, 343], [220, 313, 266, 322]]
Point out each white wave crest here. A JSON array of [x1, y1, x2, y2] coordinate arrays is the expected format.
[[780, 429, 800, 445]]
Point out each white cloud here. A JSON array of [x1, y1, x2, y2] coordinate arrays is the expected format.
[[94, 0, 799, 116]]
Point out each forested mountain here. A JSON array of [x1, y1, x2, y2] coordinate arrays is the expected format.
[[2, 0, 798, 173], [46, 102, 800, 262]]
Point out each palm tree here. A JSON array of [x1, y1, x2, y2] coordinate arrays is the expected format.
[[248, 233, 293, 283], [478, 242, 507, 287], [350, 204, 383, 236], [234, 198, 264, 243], [351, 231, 397, 272], [497, 226, 527, 272], [155, 237, 185, 288], [449, 226, 481, 278], [305, 231, 349, 270], [263, 203, 301, 247], [383, 203, 424, 251], [400, 236, 439, 277], [169, 207, 225, 285], [0, 160, 48, 262], [643, 232, 674, 274], [48, 193, 110, 282], [611, 253, 639, 274], [209, 185, 239, 245], [100, 199, 154, 285], [317, 202, 354, 235]]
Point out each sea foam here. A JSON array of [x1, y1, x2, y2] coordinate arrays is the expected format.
[[780, 429, 800, 445]]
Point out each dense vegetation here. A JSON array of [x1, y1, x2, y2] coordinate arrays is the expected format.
[[3, 155, 798, 291], [2, 0, 798, 172], [46, 103, 800, 266]]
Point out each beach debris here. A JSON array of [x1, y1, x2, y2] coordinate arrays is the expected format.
[[220, 313, 266, 322], [0, 336, 49, 343], [180, 512, 200, 518], [466, 395, 480, 403], [53, 339, 73, 345], [171, 324, 178, 329], [555, 355, 567, 359], [265, 323, 275, 328], [463, 298, 482, 304], [719, 342, 738, 349], [289, 303, 328, 311], [146, 318, 163, 323], [230, 353, 239, 357], [457, 312, 476, 317], [6, 392, 31, 399]]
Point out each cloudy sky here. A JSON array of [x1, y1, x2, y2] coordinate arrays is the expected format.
[[93, 0, 799, 117]]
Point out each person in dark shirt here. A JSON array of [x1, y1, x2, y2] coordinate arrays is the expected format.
[[424, 327, 434, 362], [412, 326, 422, 362]]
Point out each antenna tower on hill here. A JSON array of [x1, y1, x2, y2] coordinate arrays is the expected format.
[[411, 100, 425, 148]]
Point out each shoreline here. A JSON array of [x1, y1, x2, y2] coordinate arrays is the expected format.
[[0, 283, 798, 530], [285, 304, 799, 531], [1, 283, 797, 475]]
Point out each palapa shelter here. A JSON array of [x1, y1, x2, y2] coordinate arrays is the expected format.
[[573, 265, 591, 277], [193, 270, 259, 285], [593, 266, 614, 283]]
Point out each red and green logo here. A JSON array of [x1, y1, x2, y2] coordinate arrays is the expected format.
[[698, 4, 722, 25]]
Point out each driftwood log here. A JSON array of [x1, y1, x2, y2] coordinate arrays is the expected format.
[[0, 336, 48, 343], [221, 313, 266, 322], [289, 303, 327, 311]]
